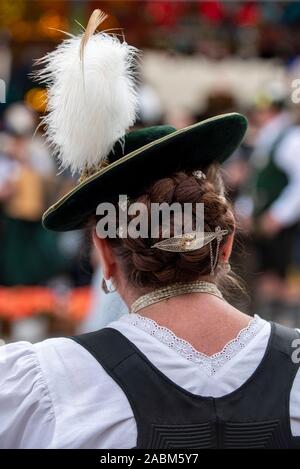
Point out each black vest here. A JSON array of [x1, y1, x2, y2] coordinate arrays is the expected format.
[[253, 127, 291, 218], [72, 322, 300, 449]]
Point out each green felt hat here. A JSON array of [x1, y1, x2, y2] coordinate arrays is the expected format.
[[43, 112, 247, 232]]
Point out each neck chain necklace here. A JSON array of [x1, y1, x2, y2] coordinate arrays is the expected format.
[[131, 280, 223, 314]]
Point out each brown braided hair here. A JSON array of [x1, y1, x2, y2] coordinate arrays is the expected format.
[[94, 164, 237, 290]]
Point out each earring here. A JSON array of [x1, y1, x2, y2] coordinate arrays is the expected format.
[[221, 261, 231, 273], [102, 278, 117, 294]]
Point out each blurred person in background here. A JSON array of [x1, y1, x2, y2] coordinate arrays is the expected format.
[[0, 132, 18, 206], [0, 102, 69, 285], [248, 82, 300, 324], [198, 88, 255, 313], [194, 87, 238, 121]]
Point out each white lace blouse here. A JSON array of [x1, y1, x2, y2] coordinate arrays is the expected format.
[[0, 313, 300, 448]]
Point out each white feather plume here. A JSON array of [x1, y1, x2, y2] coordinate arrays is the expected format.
[[35, 29, 139, 175]]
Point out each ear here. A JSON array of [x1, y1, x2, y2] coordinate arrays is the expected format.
[[220, 232, 234, 263], [92, 230, 116, 280]]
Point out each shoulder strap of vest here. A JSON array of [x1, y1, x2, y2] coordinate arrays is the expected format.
[[72, 327, 137, 371], [72, 326, 177, 408], [72, 327, 198, 403], [239, 321, 300, 394], [270, 321, 300, 356], [71, 327, 216, 412]]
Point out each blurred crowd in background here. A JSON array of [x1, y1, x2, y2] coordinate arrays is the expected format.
[[1, 0, 300, 343]]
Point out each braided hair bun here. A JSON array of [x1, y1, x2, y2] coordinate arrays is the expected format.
[[102, 165, 235, 289]]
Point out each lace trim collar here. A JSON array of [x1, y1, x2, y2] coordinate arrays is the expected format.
[[124, 313, 264, 376]]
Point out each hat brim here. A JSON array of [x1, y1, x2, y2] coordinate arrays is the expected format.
[[43, 112, 247, 231]]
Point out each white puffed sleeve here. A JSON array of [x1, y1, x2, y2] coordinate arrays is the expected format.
[[0, 341, 55, 448]]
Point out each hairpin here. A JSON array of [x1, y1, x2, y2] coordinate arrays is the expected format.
[[151, 226, 228, 253], [151, 226, 228, 275]]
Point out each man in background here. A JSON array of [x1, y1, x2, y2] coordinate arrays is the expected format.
[[250, 82, 300, 324]]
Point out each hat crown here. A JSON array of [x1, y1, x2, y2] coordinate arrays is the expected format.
[[108, 125, 176, 163]]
